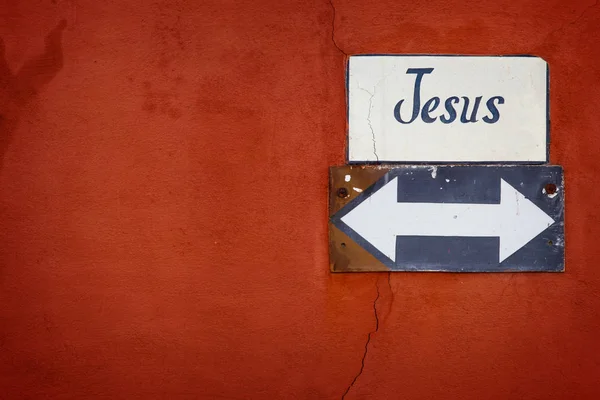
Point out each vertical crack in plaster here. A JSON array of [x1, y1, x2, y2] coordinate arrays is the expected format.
[[341, 279, 381, 399], [358, 87, 378, 162], [387, 272, 394, 304], [328, 0, 347, 55], [356, 70, 395, 162], [367, 90, 378, 162]]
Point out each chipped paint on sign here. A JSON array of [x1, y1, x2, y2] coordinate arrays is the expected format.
[[430, 166, 437, 179]]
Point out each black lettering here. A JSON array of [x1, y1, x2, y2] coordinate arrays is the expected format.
[[460, 96, 483, 123], [482, 96, 505, 123], [440, 96, 459, 124], [394, 68, 434, 124], [421, 97, 440, 123]]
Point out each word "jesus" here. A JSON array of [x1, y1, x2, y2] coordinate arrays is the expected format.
[[393, 68, 505, 125]]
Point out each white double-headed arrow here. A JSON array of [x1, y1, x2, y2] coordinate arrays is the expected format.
[[341, 178, 555, 263]]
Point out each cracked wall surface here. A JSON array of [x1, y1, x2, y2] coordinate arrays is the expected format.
[[1, 0, 600, 399]]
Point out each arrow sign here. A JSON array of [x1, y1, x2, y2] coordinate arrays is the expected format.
[[341, 177, 553, 263], [330, 165, 565, 272]]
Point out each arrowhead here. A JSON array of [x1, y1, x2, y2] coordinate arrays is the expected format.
[[498, 179, 555, 262], [340, 177, 399, 262]]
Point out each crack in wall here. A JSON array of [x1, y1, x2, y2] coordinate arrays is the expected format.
[[355, 68, 396, 162], [341, 279, 381, 399], [328, 0, 347, 55], [366, 90, 378, 162], [387, 272, 394, 304], [357, 87, 378, 161]]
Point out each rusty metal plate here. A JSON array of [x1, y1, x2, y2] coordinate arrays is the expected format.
[[329, 165, 565, 273]]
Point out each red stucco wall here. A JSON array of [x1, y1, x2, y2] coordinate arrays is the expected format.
[[1, 0, 599, 398]]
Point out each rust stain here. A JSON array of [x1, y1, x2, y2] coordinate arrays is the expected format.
[[329, 165, 389, 272], [0, 20, 67, 167]]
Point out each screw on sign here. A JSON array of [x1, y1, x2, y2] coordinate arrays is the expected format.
[[337, 187, 349, 198]]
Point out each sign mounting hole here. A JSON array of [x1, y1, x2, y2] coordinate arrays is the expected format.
[[337, 188, 349, 198], [544, 183, 557, 195]]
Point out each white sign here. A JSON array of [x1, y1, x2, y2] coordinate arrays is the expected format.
[[347, 55, 548, 163]]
